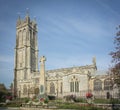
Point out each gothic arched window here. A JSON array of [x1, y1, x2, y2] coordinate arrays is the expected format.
[[70, 76, 79, 92], [23, 85, 27, 95], [104, 79, 112, 90], [50, 82, 55, 94], [94, 79, 102, 91]]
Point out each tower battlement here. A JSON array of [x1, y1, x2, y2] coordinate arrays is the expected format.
[[16, 15, 37, 30]]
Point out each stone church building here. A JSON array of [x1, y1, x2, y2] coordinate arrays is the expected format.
[[14, 15, 119, 99]]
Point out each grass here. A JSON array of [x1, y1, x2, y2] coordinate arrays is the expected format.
[[1, 98, 119, 109], [0, 101, 22, 107], [94, 98, 120, 104], [57, 102, 105, 110]]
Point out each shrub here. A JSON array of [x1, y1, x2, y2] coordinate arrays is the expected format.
[[6, 96, 12, 100], [44, 98, 49, 103], [40, 98, 44, 102], [86, 92, 93, 98], [64, 95, 76, 101], [24, 98, 29, 103], [34, 99, 39, 102], [74, 98, 86, 103], [48, 95, 55, 100], [2, 100, 22, 107]]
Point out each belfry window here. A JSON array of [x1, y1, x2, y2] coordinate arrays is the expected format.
[[94, 79, 102, 91], [70, 76, 79, 92]]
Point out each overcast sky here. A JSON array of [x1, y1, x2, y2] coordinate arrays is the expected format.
[[0, 0, 120, 88]]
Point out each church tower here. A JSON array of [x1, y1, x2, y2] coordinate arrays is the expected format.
[[14, 14, 38, 97]]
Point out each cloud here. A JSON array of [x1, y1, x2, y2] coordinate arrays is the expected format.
[[39, 15, 113, 44], [37, 14, 114, 72], [39, 15, 114, 56]]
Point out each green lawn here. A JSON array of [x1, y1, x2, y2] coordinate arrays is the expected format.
[[57, 102, 105, 110], [94, 98, 120, 104]]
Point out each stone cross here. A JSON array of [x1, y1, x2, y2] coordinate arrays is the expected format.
[[40, 56, 46, 97], [40, 56, 46, 64]]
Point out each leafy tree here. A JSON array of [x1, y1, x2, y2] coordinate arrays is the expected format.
[[110, 26, 120, 99], [0, 83, 8, 102], [0, 83, 7, 92], [110, 26, 120, 86], [9, 83, 14, 96]]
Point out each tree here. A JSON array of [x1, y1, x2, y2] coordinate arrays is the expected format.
[[110, 26, 120, 99], [110, 26, 120, 86], [0, 83, 8, 102]]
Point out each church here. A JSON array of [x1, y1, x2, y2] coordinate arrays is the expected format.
[[14, 14, 118, 99]]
